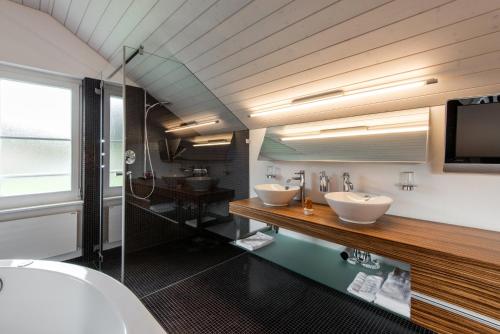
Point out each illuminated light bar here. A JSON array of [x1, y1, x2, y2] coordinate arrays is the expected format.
[[280, 125, 429, 142], [249, 78, 438, 118], [165, 120, 219, 133], [192, 140, 231, 147]]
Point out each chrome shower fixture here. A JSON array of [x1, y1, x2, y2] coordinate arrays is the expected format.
[[127, 91, 171, 200]]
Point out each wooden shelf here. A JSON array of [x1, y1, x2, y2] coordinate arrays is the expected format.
[[230, 198, 500, 333]]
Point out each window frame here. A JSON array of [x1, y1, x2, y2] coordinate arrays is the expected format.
[[0, 64, 81, 210], [103, 83, 123, 197]]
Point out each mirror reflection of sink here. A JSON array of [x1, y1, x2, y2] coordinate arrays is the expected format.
[[185, 176, 217, 192], [254, 184, 300, 206], [324, 192, 393, 224]]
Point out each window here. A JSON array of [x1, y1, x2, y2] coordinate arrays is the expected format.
[[109, 96, 124, 188], [0, 66, 80, 209], [103, 84, 124, 196]]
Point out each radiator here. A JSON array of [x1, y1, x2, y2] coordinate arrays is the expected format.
[[0, 212, 78, 259], [108, 205, 122, 243]]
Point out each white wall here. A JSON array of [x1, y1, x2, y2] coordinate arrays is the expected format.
[[0, 1, 126, 260], [0, 0, 117, 80], [250, 106, 500, 232]]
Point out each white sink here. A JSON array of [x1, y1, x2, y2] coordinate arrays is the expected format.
[[324, 192, 393, 224], [254, 183, 300, 206]]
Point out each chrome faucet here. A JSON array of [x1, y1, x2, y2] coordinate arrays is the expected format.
[[289, 170, 306, 206], [319, 171, 329, 192], [343, 172, 354, 192]]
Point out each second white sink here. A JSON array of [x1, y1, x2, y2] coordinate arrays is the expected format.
[[324, 192, 393, 224], [254, 183, 300, 206]]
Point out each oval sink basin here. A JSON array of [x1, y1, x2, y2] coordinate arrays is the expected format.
[[324, 192, 393, 224], [254, 184, 300, 206], [185, 176, 217, 192]]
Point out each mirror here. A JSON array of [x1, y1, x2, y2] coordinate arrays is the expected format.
[[259, 108, 429, 163]]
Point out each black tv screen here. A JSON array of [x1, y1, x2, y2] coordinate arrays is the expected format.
[[445, 95, 500, 166], [455, 103, 500, 158]]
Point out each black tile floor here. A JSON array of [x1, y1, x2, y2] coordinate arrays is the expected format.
[[72, 235, 433, 334]]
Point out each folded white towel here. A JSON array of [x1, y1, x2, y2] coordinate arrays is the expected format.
[[374, 269, 411, 317], [235, 232, 274, 251], [374, 293, 410, 318], [347, 272, 384, 302]]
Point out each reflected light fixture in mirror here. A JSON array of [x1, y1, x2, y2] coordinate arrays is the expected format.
[[249, 78, 438, 118], [280, 124, 429, 141], [165, 120, 219, 133], [192, 140, 231, 147], [259, 108, 430, 163], [190, 132, 233, 147]]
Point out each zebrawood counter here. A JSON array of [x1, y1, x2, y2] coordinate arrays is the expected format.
[[230, 198, 500, 334]]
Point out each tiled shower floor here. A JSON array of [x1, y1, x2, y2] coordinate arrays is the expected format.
[[75, 236, 433, 334]]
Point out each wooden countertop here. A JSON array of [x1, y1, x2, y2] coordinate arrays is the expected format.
[[230, 198, 500, 329], [230, 198, 500, 269]]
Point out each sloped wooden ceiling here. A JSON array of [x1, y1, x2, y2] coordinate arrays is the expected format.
[[10, 0, 500, 129]]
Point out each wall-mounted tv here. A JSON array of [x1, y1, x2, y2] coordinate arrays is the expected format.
[[445, 95, 500, 173]]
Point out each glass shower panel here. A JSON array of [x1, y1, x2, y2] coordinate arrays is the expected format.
[[121, 46, 251, 288]]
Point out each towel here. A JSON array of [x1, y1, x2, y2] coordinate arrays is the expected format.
[[374, 268, 411, 317], [347, 272, 384, 302], [235, 232, 274, 251]]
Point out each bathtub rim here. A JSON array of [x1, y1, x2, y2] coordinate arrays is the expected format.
[[0, 259, 166, 334]]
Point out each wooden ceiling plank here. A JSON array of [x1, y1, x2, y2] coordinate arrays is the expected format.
[[106, 0, 186, 66], [215, 6, 500, 104], [166, 0, 252, 56], [206, 0, 486, 92], [174, 0, 292, 63], [64, 0, 90, 33], [126, 0, 218, 74], [51, 0, 71, 24], [98, 0, 157, 55], [87, 0, 134, 51], [238, 69, 500, 129], [185, 0, 338, 73], [76, 0, 111, 42]]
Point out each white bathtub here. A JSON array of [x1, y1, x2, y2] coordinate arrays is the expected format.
[[0, 260, 166, 334]]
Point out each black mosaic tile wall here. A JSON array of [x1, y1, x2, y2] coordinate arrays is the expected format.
[[125, 202, 195, 253], [82, 77, 102, 262], [125, 86, 197, 252], [124, 84, 250, 251]]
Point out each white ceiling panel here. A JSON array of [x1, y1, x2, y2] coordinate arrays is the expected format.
[[10, 0, 500, 131], [50, 0, 71, 24], [106, 0, 186, 65], [75, 0, 111, 43], [64, 0, 90, 33], [87, 0, 134, 50], [39, 0, 52, 13], [21, 0, 39, 9], [97, 0, 157, 55]]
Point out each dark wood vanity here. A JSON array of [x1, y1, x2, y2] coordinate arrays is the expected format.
[[131, 178, 235, 227], [229, 198, 500, 334]]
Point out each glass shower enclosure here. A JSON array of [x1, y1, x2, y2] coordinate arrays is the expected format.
[[120, 46, 252, 286]]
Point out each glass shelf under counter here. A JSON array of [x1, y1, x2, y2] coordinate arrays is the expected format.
[[232, 230, 411, 319]]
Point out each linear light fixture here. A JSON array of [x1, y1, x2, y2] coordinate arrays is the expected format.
[[192, 140, 231, 147], [165, 120, 219, 133], [280, 124, 429, 141], [249, 78, 438, 118]]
